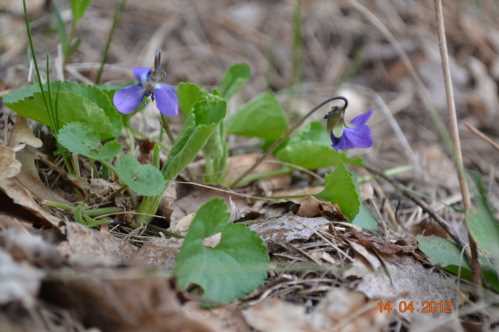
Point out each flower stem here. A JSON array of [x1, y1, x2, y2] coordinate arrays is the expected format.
[[135, 195, 163, 227], [229, 96, 348, 188]]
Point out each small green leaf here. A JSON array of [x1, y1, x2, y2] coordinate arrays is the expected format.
[[3, 84, 39, 104], [467, 174, 499, 271], [219, 63, 251, 100], [417, 235, 499, 291], [175, 198, 269, 305], [177, 82, 206, 117], [226, 92, 288, 141], [96, 141, 122, 162], [352, 204, 378, 231], [315, 164, 360, 221], [53, 82, 123, 137], [57, 122, 121, 161], [4, 82, 121, 139], [71, 0, 92, 24], [115, 155, 166, 196], [417, 235, 469, 270], [276, 121, 361, 169], [162, 94, 226, 182]]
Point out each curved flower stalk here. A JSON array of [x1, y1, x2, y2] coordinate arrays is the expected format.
[[113, 67, 178, 117], [325, 107, 373, 151]]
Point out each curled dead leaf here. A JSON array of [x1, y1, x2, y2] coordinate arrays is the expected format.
[[0, 145, 21, 180], [8, 117, 42, 149]]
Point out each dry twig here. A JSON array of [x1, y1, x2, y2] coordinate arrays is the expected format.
[[434, 0, 480, 285], [465, 122, 499, 153]]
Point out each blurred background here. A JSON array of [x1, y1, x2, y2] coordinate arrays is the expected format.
[[2, 0, 499, 195]]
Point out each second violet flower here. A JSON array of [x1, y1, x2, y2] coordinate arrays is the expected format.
[[325, 107, 373, 151]]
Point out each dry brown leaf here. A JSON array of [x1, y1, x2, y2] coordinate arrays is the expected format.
[[0, 120, 64, 229], [243, 288, 389, 332], [296, 196, 323, 218], [7, 118, 64, 202], [183, 302, 251, 332], [15, 148, 65, 202], [0, 248, 43, 307], [58, 222, 137, 266], [347, 240, 382, 271], [312, 288, 389, 332], [171, 212, 195, 236], [248, 213, 329, 243], [0, 177, 61, 228], [131, 237, 182, 272], [270, 187, 333, 218], [40, 274, 215, 332], [243, 298, 311, 332], [347, 255, 460, 320], [350, 231, 416, 256], [0, 228, 64, 268], [8, 117, 42, 149], [0, 211, 35, 231], [171, 185, 255, 223], [0, 144, 21, 180]]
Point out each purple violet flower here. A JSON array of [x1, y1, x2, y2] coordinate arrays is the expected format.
[[113, 67, 178, 117], [327, 109, 373, 151]]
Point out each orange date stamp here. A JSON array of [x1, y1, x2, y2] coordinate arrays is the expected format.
[[376, 299, 454, 314]]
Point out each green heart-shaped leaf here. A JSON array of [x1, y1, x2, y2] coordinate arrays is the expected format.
[[115, 155, 166, 196], [316, 164, 360, 221], [57, 122, 121, 161], [175, 198, 269, 305]]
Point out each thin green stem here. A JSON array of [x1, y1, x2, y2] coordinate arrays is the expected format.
[[95, 0, 127, 84], [22, 0, 53, 130], [43, 200, 121, 217], [160, 116, 175, 143], [45, 56, 55, 130], [291, 0, 303, 85]]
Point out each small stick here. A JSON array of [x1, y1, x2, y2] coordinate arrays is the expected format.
[[465, 122, 499, 153], [229, 96, 348, 188], [433, 0, 480, 285]]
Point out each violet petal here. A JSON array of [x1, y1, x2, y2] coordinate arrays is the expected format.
[[331, 125, 373, 150], [349, 110, 373, 126], [113, 84, 145, 114], [153, 84, 178, 117], [133, 67, 152, 85]]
